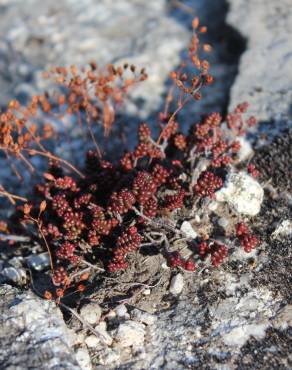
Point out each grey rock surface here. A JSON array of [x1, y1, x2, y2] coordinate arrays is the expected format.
[[0, 285, 80, 369], [227, 0, 292, 139], [115, 282, 286, 370], [0, 0, 188, 119], [0, 0, 244, 122]]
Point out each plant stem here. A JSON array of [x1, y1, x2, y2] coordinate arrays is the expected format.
[[26, 149, 85, 178]]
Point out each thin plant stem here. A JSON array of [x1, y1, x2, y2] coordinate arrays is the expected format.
[[25, 149, 85, 178]]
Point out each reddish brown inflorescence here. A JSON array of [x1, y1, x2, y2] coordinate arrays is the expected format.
[[236, 222, 258, 253]]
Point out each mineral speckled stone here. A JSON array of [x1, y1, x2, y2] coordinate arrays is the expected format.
[[0, 285, 80, 369]]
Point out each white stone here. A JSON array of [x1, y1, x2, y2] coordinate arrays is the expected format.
[[143, 289, 151, 295], [95, 322, 113, 346], [180, 221, 198, 239], [98, 349, 120, 366], [75, 348, 92, 370], [169, 273, 184, 295], [131, 308, 157, 326], [85, 335, 100, 348], [107, 310, 116, 319], [115, 320, 145, 347], [162, 262, 170, 270], [194, 214, 201, 223], [215, 171, 264, 216], [75, 331, 86, 345], [208, 201, 219, 211], [80, 303, 102, 325], [115, 304, 128, 318]]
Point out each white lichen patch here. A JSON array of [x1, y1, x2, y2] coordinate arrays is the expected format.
[[216, 171, 264, 216]]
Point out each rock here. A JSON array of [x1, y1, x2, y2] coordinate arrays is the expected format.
[[215, 171, 264, 216], [162, 262, 170, 270], [115, 304, 129, 318], [106, 310, 117, 319], [75, 331, 86, 345], [75, 348, 92, 370], [94, 322, 113, 346], [98, 349, 120, 366], [80, 303, 102, 325], [0, 266, 27, 284], [227, 0, 292, 138], [0, 285, 80, 369], [218, 217, 229, 229], [169, 273, 184, 295], [115, 321, 145, 348], [222, 323, 268, 347], [5, 256, 24, 268], [131, 309, 157, 326], [208, 201, 218, 211], [143, 289, 151, 296], [273, 305, 292, 330], [180, 221, 198, 239], [26, 252, 50, 271], [85, 335, 100, 348], [271, 220, 292, 239], [0, 0, 188, 118]]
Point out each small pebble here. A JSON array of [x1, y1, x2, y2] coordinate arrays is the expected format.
[[180, 221, 198, 238], [95, 322, 113, 346], [85, 335, 100, 348], [115, 304, 128, 318], [115, 320, 145, 347], [107, 310, 116, 319], [99, 349, 120, 365], [169, 273, 184, 295], [75, 348, 91, 370], [80, 303, 102, 325], [161, 262, 169, 270]]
